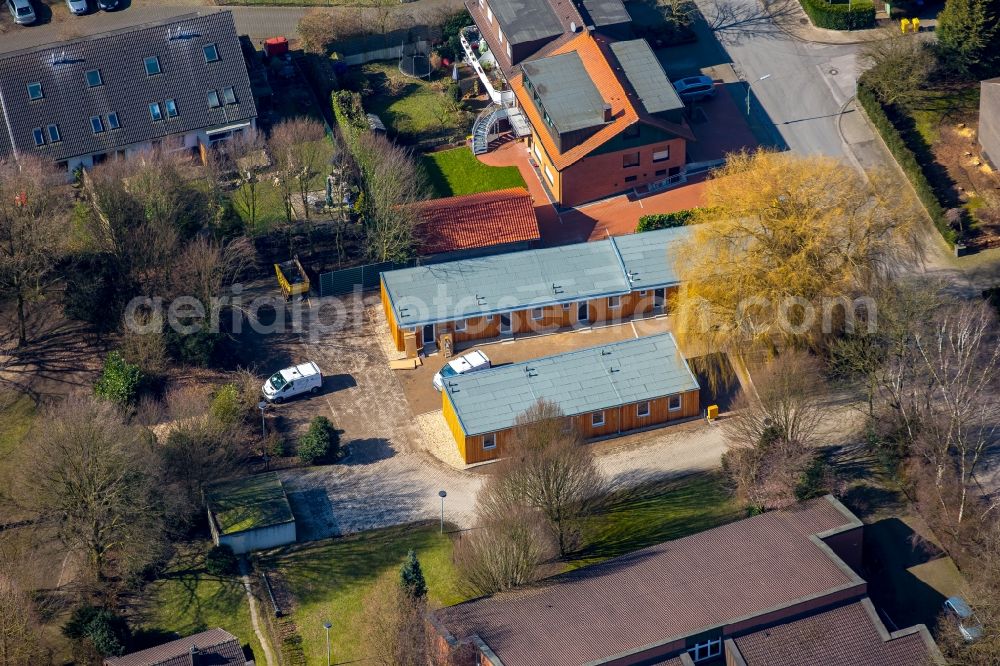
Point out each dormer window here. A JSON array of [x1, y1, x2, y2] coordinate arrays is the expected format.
[[90, 116, 105, 134], [149, 102, 163, 121], [32, 128, 45, 146], [203, 44, 219, 63], [165, 98, 178, 118], [221, 87, 237, 105], [86, 69, 102, 87], [27, 82, 43, 100], [47, 124, 61, 143], [144, 56, 161, 76]]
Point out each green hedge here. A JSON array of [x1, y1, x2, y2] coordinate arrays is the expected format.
[[637, 209, 698, 232], [856, 78, 958, 246], [798, 0, 875, 30]]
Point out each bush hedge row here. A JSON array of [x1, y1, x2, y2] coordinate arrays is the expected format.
[[798, 0, 875, 30], [636, 209, 699, 232], [856, 78, 958, 246]]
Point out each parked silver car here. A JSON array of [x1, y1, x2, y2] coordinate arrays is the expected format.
[[6, 0, 36, 24], [65, 0, 88, 14], [672, 75, 717, 103]]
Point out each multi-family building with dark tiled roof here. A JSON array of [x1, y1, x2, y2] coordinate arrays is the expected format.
[[431, 496, 945, 666], [0, 11, 256, 174]]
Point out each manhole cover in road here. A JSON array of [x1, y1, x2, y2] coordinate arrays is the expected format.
[[829, 68, 839, 75]]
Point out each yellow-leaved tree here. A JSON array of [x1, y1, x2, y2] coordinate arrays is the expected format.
[[671, 150, 921, 357]]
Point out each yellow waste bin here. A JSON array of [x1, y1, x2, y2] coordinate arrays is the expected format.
[[911, 17, 920, 31], [706, 405, 719, 421], [900, 17, 911, 33]]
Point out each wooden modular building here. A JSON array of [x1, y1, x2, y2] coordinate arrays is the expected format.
[[380, 226, 691, 356], [440, 334, 699, 464]]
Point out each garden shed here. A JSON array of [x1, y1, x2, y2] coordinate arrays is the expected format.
[[206, 472, 297, 554]]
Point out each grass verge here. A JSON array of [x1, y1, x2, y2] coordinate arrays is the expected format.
[[137, 545, 263, 662], [0, 392, 36, 460], [421, 148, 526, 198]]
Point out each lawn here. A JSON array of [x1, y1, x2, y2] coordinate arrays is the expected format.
[[264, 522, 460, 664], [137, 545, 263, 663], [361, 62, 472, 148], [421, 148, 527, 198], [0, 392, 35, 460], [269, 472, 739, 664], [231, 180, 289, 235]]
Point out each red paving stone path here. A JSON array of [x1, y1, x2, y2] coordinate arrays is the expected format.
[[478, 142, 710, 246]]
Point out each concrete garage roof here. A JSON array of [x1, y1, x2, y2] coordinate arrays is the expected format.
[[381, 227, 691, 328], [487, 0, 564, 45], [522, 51, 609, 133], [442, 334, 698, 436], [580, 0, 631, 26], [610, 40, 685, 115], [206, 472, 294, 536]]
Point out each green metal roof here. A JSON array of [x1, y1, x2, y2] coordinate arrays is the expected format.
[[443, 333, 698, 436], [381, 227, 691, 329], [610, 40, 685, 115], [206, 472, 294, 536]]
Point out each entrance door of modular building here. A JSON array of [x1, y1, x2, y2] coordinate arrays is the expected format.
[[422, 323, 436, 353], [499, 313, 512, 335], [653, 289, 666, 313], [577, 301, 591, 324]]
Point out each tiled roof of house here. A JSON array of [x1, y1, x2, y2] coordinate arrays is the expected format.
[[414, 188, 540, 255], [0, 11, 256, 163], [732, 599, 942, 666], [511, 32, 693, 171], [433, 497, 864, 666], [443, 333, 699, 436], [381, 226, 691, 328], [104, 628, 246, 666]]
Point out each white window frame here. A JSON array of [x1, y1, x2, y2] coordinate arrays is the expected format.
[[454, 319, 467, 332], [688, 638, 722, 662], [506, 42, 512, 59], [639, 290, 649, 296], [562, 303, 571, 310], [608, 295, 621, 309], [482, 433, 496, 450], [592, 411, 605, 427], [487, 5, 493, 22], [544, 164, 554, 185], [653, 147, 671, 163], [637, 401, 650, 417], [668, 395, 682, 412], [531, 307, 544, 321], [485, 315, 494, 323], [497, 26, 504, 44]]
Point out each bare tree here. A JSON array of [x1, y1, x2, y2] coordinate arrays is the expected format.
[[860, 30, 938, 107], [0, 155, 71, 345], [455, 505, 555, 596], [908, 301, 1000, 540], [477, 400, 604, 557], [220, 129, 270, 231], [269, 118, 330, 226], [0, 569, 45, 666], [722, 352, 827, 511], [297, 9, 339, 54], [12, 396, 165, 587], [354, 133, 427, 263], [360, 575, 430, 666], [169, 236, 255, 307]]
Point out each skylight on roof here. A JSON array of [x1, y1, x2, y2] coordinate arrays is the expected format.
[[86, 69, 102, 87], [207, 90, 221, 108], [149, 102, 163, 121], [47, 124, 61, 143], [221, 87, 236, 105], [165, 99, 178, 118], [106, 112, 120, 130], [32, 128, 45, 146], [144, 56, 161, 76], [27, 82, 43, 100], [204, 44, 219, 63], [91, 116, 105, 134]]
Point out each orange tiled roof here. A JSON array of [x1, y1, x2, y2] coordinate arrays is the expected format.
[[512, 31, 694, 171], [415, 188, 541, 255]]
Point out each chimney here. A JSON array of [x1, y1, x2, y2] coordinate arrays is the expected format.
[[602, 103, 612, 122]]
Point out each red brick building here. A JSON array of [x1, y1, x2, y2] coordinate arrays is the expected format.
[[430, 496, 945, 666]]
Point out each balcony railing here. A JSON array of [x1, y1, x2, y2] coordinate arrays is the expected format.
[[460, 26, 513, 106]]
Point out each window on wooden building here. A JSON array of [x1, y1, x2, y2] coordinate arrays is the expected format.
[[531, 307, 544, 320], [454, 319, 467, 332], [607, 296, 620, 309], [592, 411, 605, 427], [637, 401, 650, 417], [668, 395, 682, 411], [482, 433, 496, 450]]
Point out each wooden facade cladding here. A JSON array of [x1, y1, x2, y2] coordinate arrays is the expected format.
[[451, 388, 699, 464], [382, 278, 678, 353]]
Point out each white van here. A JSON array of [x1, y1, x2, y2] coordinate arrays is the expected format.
[[262, 362, 323, 403], [433, 350, 491, 391]]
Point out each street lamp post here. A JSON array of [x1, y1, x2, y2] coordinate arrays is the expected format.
[[323, 621, 332, 666], [257, 400, 268, 438], [746, 74, 771, 116], [438, 490, 447, 534]]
